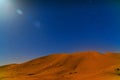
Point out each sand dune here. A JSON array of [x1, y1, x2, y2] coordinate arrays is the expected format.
[[1, 51, 120, 80]]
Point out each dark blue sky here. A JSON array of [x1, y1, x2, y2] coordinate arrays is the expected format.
[[0, 0, 120, 65]]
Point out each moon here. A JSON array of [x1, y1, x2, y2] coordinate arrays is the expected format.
[[0, 0, 23, 17], [0, 0, 11, 7], [0, 0, 8, 5], [0, 0, 14, 17]]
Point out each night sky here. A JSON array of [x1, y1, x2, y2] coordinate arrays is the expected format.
[[0, 0, 120, 65]]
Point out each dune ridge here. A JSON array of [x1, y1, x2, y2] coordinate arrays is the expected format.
[[0, 51, 120, 80]]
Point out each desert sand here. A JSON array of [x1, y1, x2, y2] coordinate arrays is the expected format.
[[1, 51, 120, 80]]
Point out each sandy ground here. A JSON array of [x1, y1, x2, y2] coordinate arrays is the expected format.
[[1, 51, 120, 80]]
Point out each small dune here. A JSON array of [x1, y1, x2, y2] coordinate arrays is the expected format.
[[1, 51, 120, 80]]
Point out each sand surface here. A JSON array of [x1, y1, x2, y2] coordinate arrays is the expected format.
[[1, 51, 120, 80]]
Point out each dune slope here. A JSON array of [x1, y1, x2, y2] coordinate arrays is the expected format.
[[1, 51, 120, 80]]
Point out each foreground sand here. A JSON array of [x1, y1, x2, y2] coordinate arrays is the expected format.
[[1, 51, 120, 80]]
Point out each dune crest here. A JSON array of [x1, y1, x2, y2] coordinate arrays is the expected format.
[[1, 52, 120, 80]]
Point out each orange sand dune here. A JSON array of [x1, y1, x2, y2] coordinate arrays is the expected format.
[[1, 51, 120, 80]]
